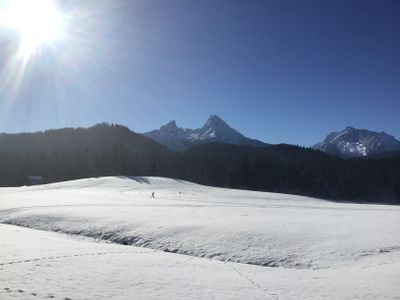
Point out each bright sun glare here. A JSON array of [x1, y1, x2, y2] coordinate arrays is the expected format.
[[4, 0, 64, 59]]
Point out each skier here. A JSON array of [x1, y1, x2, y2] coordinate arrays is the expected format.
[[151, 192, 155, 198]]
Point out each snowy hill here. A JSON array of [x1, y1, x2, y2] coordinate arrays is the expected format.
[[314, 126, 400, 158], [144, 115, 267, 151], [1, 176, 399, 299]]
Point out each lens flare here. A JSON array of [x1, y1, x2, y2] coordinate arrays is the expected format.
[[0, 0, 131, 125], [3, 0, 64, 59]]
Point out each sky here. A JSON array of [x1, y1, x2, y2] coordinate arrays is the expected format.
[[0, 0, 399, 146]]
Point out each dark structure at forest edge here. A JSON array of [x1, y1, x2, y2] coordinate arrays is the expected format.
[[0, 123, 399, 204]]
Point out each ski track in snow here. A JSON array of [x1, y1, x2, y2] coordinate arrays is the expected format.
[[1, 176, 400, 269], [1, 176, 400, 299]]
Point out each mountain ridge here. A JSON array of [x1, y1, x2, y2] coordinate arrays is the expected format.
[[144, 115, 267, 151], [314, 127, 400, 158], [0, 123, 169, 155], [0, 122, 399, 203]]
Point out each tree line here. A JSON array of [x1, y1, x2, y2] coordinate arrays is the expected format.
[[0, 124, 399, 204]]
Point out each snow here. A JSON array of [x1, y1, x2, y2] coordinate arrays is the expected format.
[[338, 141, 367, 156], [314, 126, 400, 157], [144, 115, 256, 150], [1, 176, 400, 299]]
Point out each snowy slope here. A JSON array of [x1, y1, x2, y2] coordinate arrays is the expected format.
[[144, 115, 266, 151], [1, 224, 400, 300], [1, 177, 400, 299], [314, 126, 400, 158]]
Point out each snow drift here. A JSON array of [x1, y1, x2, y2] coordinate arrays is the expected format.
[[1, 176, 399, 270]]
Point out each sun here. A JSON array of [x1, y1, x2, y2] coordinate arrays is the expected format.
[[3, 0, 64, 59]]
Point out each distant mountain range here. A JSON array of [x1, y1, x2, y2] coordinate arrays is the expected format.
[[314, 127, 400, 158], [144, 115, 267, 151], [1, 118, 399, 158], [144, 116, 400, 158], [0, 121, 399, 203]]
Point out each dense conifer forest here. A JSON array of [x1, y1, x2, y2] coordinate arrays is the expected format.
[[0, 123, 399, 204]]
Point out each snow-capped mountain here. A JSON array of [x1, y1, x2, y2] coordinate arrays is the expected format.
[[314, 127, 400, 158], [144, 115, 267, 151]]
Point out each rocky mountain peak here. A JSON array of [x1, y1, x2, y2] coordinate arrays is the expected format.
[[314, 127, 400, 158], [203, 115, 228, 128], [144, 115, 267, 151], [160, 120, 178, 132]]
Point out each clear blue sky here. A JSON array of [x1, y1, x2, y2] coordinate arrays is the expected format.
[[0, 0, 399, 146]]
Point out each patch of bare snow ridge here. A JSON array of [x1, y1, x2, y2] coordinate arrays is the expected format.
[[0, 176, 400, 299]]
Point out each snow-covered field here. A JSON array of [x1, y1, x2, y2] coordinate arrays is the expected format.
[[1, 176, 400, 299]]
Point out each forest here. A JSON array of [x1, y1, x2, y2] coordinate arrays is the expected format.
[[0, 123, 399, 204]]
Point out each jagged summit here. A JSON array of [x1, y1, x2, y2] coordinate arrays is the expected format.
[[144, 115, 267, 151], [203, 114, 227, 127], [160, 120, 178, 132], [314, 127, 400, 158]]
